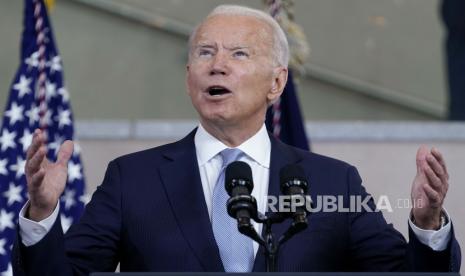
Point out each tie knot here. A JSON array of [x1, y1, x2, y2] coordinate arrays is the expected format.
[[220, 148, 243, 168]]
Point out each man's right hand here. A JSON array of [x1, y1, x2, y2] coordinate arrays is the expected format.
[[25, 129, 74, 222]]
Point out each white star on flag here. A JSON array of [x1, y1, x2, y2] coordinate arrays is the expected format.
[[25, 105, 40, 126], [19, 129, 33, 153], [0, 130, 16, 152], [0, 239, 6, 256], [73, 142, 82, 157], [1, 263, 12, 276], [25, 51, 39, 68], [48, 134, 64, 156], [45, 80, 57, 101], [9, 157, 25, 179], [4, 102, 24, 125], [62, 189, 76, 210], [47, 56, 62, 73], [56, 108, 71, 129], [68, 161, 82, 182], [12, 75, 32, 98], [79, 194, 91, 205], [0, 159, 7, 176], [0, 210, 14, 232], [2, 183, 23, 206], [58, 87, 70, 102]]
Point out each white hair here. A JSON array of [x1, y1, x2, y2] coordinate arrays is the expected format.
[[188, 4, 289, 67]]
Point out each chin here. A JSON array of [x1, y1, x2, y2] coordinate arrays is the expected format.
[[201, 112, 234, 126]]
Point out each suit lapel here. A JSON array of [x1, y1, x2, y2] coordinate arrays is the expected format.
[[253, 135, 303, 271], [158, 130, 224, 271]]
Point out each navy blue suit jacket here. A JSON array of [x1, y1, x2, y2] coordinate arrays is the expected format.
[[13, 129, 461, 275]]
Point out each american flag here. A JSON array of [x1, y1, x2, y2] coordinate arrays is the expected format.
[[0, 0, 85, 274]]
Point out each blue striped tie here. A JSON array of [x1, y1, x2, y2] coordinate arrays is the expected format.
[[212, 148, 254, 272]]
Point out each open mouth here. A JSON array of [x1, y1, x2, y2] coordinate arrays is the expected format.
[[207, 86, 232, 96]]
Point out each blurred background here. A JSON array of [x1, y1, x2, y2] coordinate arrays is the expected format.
[[0, 0, 464, 273], [1, 0, 462, 120]]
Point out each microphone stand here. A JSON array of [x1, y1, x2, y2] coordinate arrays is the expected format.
[[225, 162, 310, 272], [233, 206, 309, 272]]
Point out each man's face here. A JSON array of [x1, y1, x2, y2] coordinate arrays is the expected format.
[[186, 15, 286, 129]]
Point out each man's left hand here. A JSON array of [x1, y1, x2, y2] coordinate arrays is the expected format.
[[411, 145, 449, 230]]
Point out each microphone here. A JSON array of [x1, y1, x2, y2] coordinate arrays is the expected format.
[[280, 164, 309, 228], [225, 161, 258, 231]]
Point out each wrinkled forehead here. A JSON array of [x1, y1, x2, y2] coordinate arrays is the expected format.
[[192, 14, 274, 48]]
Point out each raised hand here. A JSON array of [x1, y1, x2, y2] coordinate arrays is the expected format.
[[25, 129, 74, 221], [411, 145, 449, 230]]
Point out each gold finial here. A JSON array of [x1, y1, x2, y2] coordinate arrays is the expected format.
[[45, 0, 55, 11]]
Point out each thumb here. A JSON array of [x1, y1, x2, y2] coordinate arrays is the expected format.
[[57, 140, 74, 166], [416, 144, 429, 174]]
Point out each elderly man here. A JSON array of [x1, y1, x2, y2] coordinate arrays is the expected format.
[[13, 4, 461, 275]]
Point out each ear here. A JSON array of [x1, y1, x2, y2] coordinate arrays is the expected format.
[[267, 66, 288, 104], [185, 64, 192, 96]]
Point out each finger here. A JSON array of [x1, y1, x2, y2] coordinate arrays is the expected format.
[[416, 145, 429, 173], [431, 147, 449, 179], [426, 153, 446, 180], [56, 140, 74, 166], [424, 166, 444, 194], [29, 168, 45, 191], [422, 183, 442, 207], [425, 151, 449, 193], [26, 146, 46, 176], [26, 129, 45, 160]]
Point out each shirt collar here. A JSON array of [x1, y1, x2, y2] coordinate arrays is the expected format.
[[195, 123, 270, 169]]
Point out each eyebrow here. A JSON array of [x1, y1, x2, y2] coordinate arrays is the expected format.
[[195, 44, 249, 51], [225, 46, 249, 51], [196, 44, 216, 49]]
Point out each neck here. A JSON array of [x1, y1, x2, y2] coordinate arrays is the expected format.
[[200, 119, 264, 148]]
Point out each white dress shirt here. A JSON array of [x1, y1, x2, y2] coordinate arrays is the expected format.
[[19, 123, 452, 254], [195, 123, 270, 256]]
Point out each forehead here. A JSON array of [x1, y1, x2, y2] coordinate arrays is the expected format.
[[193, 14, 273, 47]]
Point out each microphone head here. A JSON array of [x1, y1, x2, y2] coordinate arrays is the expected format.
[[225, 161, 253, 196], [279, 164, 308, 195]]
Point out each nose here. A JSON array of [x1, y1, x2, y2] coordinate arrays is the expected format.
[[209, 51, 229, 76]]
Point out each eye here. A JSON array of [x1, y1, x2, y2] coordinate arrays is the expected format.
[[198, 49, 213, 58], [233, 51, 249, 58]]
